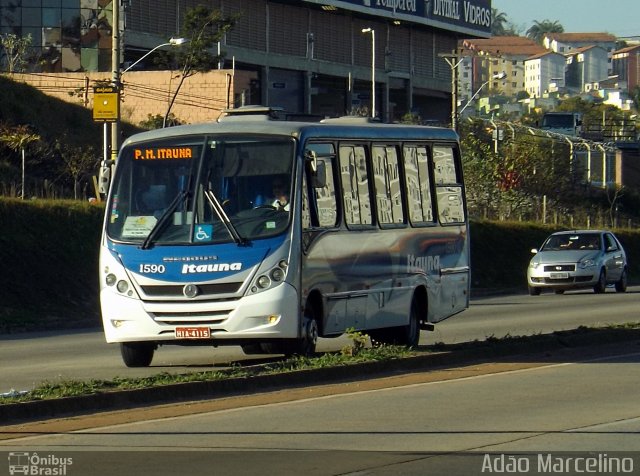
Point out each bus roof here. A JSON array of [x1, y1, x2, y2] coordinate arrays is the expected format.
[[121, 117, 459, 148]]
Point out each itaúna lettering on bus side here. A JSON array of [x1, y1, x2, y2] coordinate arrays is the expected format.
[[182, 263, 242, 274], [407, 254, 440, 274]]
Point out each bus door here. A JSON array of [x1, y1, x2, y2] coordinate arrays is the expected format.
[[432, 145, 470, 320]]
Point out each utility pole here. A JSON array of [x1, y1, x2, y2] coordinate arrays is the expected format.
[[110, 0, 121, 162], [438, 49, 464, 131]]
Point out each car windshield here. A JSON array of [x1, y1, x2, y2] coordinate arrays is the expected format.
[[541, 233, 601, 251], [105, 135, 295, 245]]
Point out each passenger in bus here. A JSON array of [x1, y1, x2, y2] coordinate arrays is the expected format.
[[270, 178, 290, 211]]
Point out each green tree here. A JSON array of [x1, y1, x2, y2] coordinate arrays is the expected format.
[[0, 124, 41, 199], [526, 20, 564, 44], [139, 113, 183, 130], [161, 6, 237, 127], [55, 141, 99, 200], [491, 9, 508, 36], [0, 33, 32, 73]]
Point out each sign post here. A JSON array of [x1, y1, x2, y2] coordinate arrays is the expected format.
[[93, 85, 120, 196]]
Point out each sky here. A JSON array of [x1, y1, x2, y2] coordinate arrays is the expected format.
[[490, 0, 640, 38]]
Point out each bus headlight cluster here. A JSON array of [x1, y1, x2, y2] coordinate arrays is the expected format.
[[251, 259, 288, 294], [104, 266, 136, 298]]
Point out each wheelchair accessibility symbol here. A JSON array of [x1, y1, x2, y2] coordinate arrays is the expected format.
[[194, 224, 213, 242]]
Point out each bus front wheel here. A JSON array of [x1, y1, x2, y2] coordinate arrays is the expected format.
[[283, 305, 319, 357], [120, 342, 155, 367]]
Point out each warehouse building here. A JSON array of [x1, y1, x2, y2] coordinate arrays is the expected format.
[[0, 0, 491, 122]]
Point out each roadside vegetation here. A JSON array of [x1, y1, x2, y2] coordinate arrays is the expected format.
[[2, 324, 638, 405]]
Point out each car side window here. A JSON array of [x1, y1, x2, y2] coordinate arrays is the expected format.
[[605, 234, 618, 252]]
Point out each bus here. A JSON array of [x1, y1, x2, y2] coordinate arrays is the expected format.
[[99, 108, 470, 367], [541, 112, 583, 137]]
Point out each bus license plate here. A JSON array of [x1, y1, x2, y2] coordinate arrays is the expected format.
[[176, 327, 211, 339], [549, 272, 569, 279]]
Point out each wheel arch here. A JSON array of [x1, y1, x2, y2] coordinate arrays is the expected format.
[[303, 288, 325, 336]]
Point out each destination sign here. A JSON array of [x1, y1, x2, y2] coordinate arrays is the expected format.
[[133, 147, 194, 160]]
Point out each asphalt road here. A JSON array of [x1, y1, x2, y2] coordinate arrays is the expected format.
[[1, 341, 639, 475], [1, 286, 639, 394]]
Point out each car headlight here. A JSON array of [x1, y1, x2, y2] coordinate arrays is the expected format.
[[529, 261, 540, 269], [578, 259, 596, 269]]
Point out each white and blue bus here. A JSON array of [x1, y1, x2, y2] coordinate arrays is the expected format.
[[99, 108, 470, 367]]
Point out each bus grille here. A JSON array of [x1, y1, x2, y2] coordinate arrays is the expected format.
[[140, 282, 243, 298], [150, 310, 230, 326]]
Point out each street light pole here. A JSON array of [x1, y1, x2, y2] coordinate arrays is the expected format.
[[458, 71, 506, 116], [110, 0, 120, 163], [122, 38, 189, 74], [361, 28, 375, 118]]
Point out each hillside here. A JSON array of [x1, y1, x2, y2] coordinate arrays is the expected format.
[[0, 74, 142, 147]]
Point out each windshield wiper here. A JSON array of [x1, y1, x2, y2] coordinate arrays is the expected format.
[[204, 189, 248, 246], [141, 189, 189, 250]]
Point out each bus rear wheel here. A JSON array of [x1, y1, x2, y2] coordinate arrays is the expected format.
[[120, 342, 155, 367], [370, 297, 420, 348]]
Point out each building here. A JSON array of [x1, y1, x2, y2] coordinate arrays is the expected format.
[[543, 32, 617, 75], [524, 51, 566, 98], [462, 36, 546, 98], [565, 45, 609, 93], [612, 44, 640, 92], [0, 0, 493, 123]]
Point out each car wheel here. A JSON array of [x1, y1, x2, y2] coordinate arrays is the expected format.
[[615, 268, 628, 293], [554, 289, 565, 295], [528, 286, 541, 296], [593, 269, 607, 294]]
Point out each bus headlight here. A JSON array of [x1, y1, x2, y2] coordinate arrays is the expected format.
[[249, 259, 289, 294], [116, 280, 129, 293], [270, 268, 285, 282], [257, 275, 271, 289], [105, 273, 117, 286]]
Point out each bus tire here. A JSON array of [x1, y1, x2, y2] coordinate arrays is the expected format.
[[370, 297, 420, 348], [120, 342, 155, 367], [283, 304, 319, 357]]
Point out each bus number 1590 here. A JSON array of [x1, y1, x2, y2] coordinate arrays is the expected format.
[[139, 264, 166, 274]]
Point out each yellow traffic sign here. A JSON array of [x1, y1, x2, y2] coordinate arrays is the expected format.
[[93, 86, 119, 122]]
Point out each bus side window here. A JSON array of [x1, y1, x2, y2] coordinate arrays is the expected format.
[[433, 145, 465, 224], [339, 144, 372, 227], [372, 145, 404, 225], [314, 157, 337, 227], [403, 145, 434, 224]]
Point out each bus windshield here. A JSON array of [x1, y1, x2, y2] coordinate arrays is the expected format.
[[106, 135, 295, 245]]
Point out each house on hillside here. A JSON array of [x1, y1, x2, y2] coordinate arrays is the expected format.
[[565, 45, 610, 93], [524, 51, 566, 98], [612, 45, 640, 93], [462, 36, 546, 98], [543, 32, 617, 75]]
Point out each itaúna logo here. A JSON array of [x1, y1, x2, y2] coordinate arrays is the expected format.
[[181, 262, 242, 274]]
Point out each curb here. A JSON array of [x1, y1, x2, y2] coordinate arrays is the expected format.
[[1, 327, 639, 425]]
